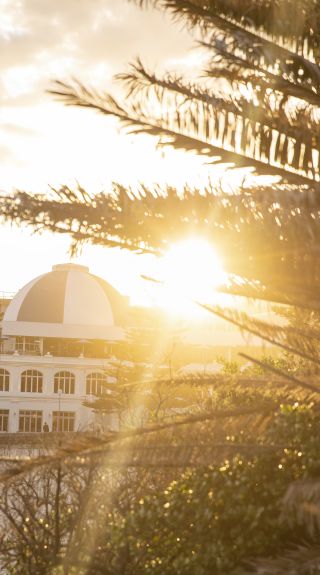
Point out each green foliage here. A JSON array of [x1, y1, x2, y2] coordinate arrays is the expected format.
[[242, 354, 295, 376], [274, 307, 320, 376], [91, 403, 320, 575], [218, 357, 240, 375]]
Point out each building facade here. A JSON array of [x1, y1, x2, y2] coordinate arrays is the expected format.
[[0, 263, 128, 433]]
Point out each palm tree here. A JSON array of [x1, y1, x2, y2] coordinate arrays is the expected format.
[[2, 0, 320, 311], [3, 5, 320, 568], [3, 0, 320, 374]]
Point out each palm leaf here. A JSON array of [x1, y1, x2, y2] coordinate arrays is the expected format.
[[49, 79, 320, 184]]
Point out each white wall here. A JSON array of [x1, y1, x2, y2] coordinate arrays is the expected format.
[[0, 354, 115, 432]]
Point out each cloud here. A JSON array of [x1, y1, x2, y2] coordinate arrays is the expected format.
[[0, 0, 207, 297], [0, 0, 191, 77], [0, 122, 38, 137], [0, 0, 192, 105], [0, 0, 198, 193]]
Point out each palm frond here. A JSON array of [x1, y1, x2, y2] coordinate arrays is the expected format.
[[3, 182, 320, 300], [205, 22, 320, 94], [118, 59, 320, 183], [49, 79, 320, 185], [204, 37, 320, 108], [131, 0, 320, 58]]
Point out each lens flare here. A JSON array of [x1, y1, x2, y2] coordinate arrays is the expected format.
[[155, 239, 227, 316]]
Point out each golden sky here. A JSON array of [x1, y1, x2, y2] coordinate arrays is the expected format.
[[0, 0, 210, 299], [0, 0, 273, 347]]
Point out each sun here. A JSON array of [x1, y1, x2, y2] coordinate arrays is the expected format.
[[152, 238, 227, 317]]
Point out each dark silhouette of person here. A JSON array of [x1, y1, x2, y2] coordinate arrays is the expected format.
[[43, 422, 49, 432]]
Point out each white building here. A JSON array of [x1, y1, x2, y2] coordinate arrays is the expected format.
[[0, 263, 128, 433]]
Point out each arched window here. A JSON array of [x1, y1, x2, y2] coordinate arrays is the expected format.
[[21, 370, 43, 393], [0, 369, 9, 392], [54, 371, 75, 394], [86, 372, 107, 396]]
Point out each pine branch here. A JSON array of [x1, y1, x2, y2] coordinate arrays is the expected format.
[[239, 353, 320, 395], [216, 279, 320, 312], [0, 404, 275, 482], [200, 304, 320, 367], [282, 478, 320, 538], [235, 543, 320, 575]]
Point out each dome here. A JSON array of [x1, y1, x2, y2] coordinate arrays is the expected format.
[[2, 263, 128, 340]]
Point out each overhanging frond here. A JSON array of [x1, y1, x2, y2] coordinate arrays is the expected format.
[[49, 79, 320, 185], [3, 182, 320, 300], [118, 59, 320, 181], [131, 0, 320, 58]]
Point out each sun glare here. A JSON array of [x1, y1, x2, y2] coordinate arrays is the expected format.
[[154, 239, 227, 317]]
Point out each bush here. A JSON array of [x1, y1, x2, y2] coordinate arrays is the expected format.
[[95, 403, 320, 575]]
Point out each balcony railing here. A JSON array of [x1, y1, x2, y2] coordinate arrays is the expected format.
[[0, 291, 15, 300]]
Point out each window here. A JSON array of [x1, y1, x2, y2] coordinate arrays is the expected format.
[[0, 410, 9, 432], [54, 371, 75, 394], [21, 370, 43, 393], [19, 410, 42, 432], [52, 411, 75, 432], [15, 336, 40, 354], [0, 369, 9, 392], [86, 372, 108, 396]]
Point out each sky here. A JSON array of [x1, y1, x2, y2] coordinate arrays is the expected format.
[[0, 0, 273, 348], [0, 0, 204, 297]]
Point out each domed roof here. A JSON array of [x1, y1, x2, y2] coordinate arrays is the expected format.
[[2, 263, 128, 340]]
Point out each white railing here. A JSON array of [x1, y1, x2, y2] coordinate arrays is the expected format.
[[0, 291, 15, 300]]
